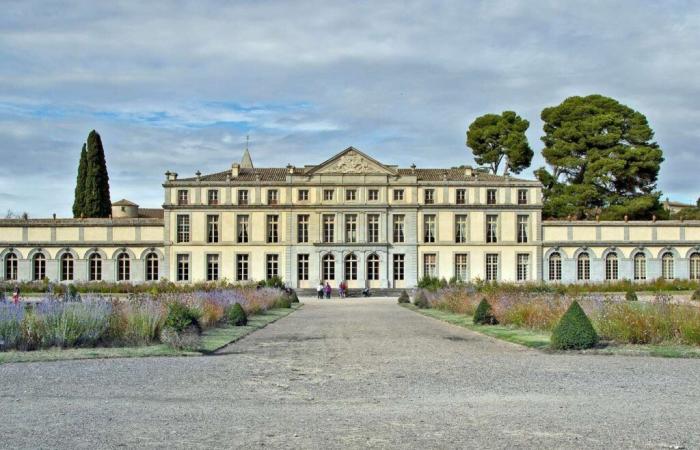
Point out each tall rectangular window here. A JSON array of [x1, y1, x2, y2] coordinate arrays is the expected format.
[[177, 189, 189, 205], [393, 254, 405, 281], [207, 214, 219, 243], [266, 254, 279, 279], [424, 214, 436, 243], [455, 254, 468, 281], [456, 189, 466, 205], [517, 189, 528, 205], [297, 215, 309, 243], [517, 253, 529, 281], [367, 214, 380, 243], [393, 189, 404, 201], [424, 189, 435, 204], [368, 189, 379, 201], [423, 254, 437, 278], [237, 215, 249, 243], [517, 215, 529, 243], [267, 189, 279, 205], [177, 254, 189, 282], [345, 189, 357, 201], [486, 189, 497, 205], [297, 254, 309, 281], [298, 189, 309, 201], [238, 189, 249, 205], [485, 253, 498, 281], [577, 253, 590, 281], [393, 215, 405, 243], [207, 189, 219, 205], [323, 214, 335, 243], [323, 189, 334, 201], [455, 214, 468, 243], [267, 215, 279, 243], [345, 214, 357, 243], [176, 215, 190, 243], [486, 214, 498, 243], [236, 254, 249, 281], [207, 254, 219, 281]]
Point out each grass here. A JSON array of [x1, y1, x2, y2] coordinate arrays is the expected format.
[[0, 305, 300, 365]]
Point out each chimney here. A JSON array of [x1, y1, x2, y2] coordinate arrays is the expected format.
[[410, 163, 416, 175], [287, 164, 294, 174], [165, 171, 178, 181], [231, 163, 240, 178], [464, 167, 473, 177]]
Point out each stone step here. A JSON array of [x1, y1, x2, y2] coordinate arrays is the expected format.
[[296, 288, 407, 298]]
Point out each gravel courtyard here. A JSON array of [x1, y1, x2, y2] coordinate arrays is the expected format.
[[1, 298, 699, 449]]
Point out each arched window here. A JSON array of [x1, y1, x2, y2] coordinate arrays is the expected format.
[[117, 252, 130, 281], [344, 253, 357, 281], [689, 253, 700, 280], [60, 253, 74, 281], [5, 252, 18, 281], [145, 253, 159, 281], [633, 252, 646, 281], [577, 252, 590, 281], [605, 252, 618, 281], [548, 252, 561, 281], [661, 252, 674, 280], [89, 253, 102, 281], [322, 254, 335, 281], [367, 254, 380, 281], [33, 252, 46, 281]]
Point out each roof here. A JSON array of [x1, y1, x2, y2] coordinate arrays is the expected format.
[[112, 199, 138, 207], [138, 208, 164, 219]]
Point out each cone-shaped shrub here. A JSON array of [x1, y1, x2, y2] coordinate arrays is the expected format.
[[289, 290, 299, 303], [625, 289, 638, 302], [227, 303, 247, 326], [413, 290, 430, 309], [551, 300, 598, 350], [397, 291, 410, 304], [473, 298, 498, 325]]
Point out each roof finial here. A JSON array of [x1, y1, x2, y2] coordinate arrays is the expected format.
[[246, 134, 249, 151], [241, 135, 254, 169]]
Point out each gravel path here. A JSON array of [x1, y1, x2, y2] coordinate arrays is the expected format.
[[1, 298, 699, 449]]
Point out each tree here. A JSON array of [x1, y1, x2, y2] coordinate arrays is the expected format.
[[466, 111, 533, 175], [536, 95, 665, 220], [72, 143, 88, 218], [82, 130, 112, 218]]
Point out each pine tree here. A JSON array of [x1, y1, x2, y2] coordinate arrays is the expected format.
[[82, 130, 112, 217], [72, 143, 88, 218]]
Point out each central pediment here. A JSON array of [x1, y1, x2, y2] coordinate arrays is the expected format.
[[306, 147, 397, 175]]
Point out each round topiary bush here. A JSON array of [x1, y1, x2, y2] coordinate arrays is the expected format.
[[625, 289, 638, 302], [227, 303, 248, 326], [164, 301, 201, 334], [473, 298, 498, 325], [550, 300, 599, 350], [413, 290, 430, 309], [397, 291, 410, 304]]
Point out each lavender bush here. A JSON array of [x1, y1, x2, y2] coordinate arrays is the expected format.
[[0, 303, 25, 350]]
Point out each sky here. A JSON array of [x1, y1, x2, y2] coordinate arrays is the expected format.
[[1, 0, 699, 217]]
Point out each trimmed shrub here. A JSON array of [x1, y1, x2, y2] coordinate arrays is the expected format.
[[413, 290, 430, 309], [397, 291, 410, 304], [227, 303, 248, 326], [164, 302, 201, 333], [473, 298, 498, 325], [551, 301, 599, 350], [625, 290, 638, 302], [161, 325, 201, 350], [692, 288, 700, 301], [289, 290, 299, 303], [274, 294, 292, 309]]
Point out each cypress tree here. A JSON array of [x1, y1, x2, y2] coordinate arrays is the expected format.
[[83, 130, 112, 217], [72, 143, 88, 218]]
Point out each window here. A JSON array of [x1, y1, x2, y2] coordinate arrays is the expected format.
[[32, 253, 45, 281], [346, 189, 357, 201], [176, 215, 190, 243], [322, 254, 335, 281], [145, 252, 159, 281], [117, 252, 130, 281], [266, 254, 279, 280], [517, 253, 530, 282], [267, 215, 279, 243], [177, 254, 189, 282], [455, 215, 468, 243], [393, 254, 405, 281], [345, 214, 357, 243], [456, 189, 466, 205], [298, 189, 309, 201], [455, 254, 468, 281], [634, 252, 647, 280], [4, 252, 18, 281], [238, 189, 249, 205], [237, 215, 249, 243], [393, 189, 404, 201], [485, 254, 498, 281], [297, 254, 309, 281], [423, 254, 437, 278], [267, 189, 278, 205], [177, 189, 189, 205], [207, 215, 219, 243], [207, 189, 219, 205], [367, 254, 380, 281], [368, 189, 379, 201], [323, 214, 335, 243], [517, 215, 529, 243], [605, 252, 618, 281], [323, 189, 334, 201], [344, 253, 357, 280], [236, 254, 249, 281], [517, 189, 528, 205], [486, 214, 498, 243], [548, 252, 561, 281], [424, 189, 435, 204], [89, 253, 102, 281], [60, 253, 74, 281], [690, 253, 700, 280], [577, 253, 590, 281], [367, 214, 380, 243], [207, 254, 219, 281], [393, 215, 405, 243], [297, 215, 309, 243], [486, 189, 497, 205], [424, 215, 436, 243], [662, 252, 674, 280]]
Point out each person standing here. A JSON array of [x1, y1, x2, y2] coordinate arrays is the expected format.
[[324, 282, 332, 299], [12, 285, 20, 305], [316, 282, 324, 299]]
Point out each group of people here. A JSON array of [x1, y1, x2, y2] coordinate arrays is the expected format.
[[1, 286, 21, 305], [315, 281, 371, 299]]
